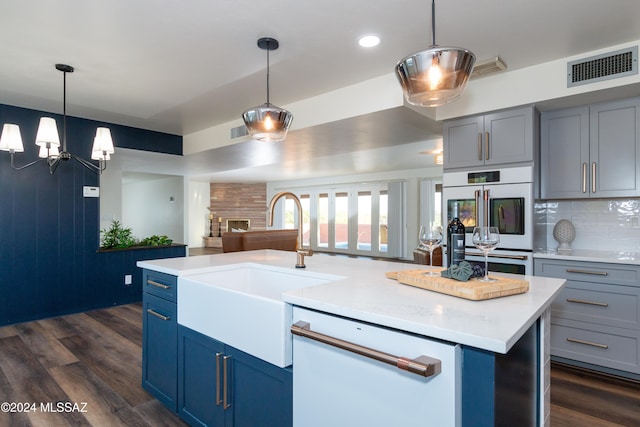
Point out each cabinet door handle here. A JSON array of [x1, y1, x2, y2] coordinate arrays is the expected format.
[[582, 163, 587, 193], [146, 309, 170, 321], [485, 131, 490, 160], [147, 279, 170, 290], [566, 337, 608, 349], [591, 162, 597, 193], [223, 355, 231, 409], [477, 133, 483, 161], [215, 353, 223, 406], [566, 298, 609, 307], [291, 321, 441, 378], [566, 268, 608, 276]]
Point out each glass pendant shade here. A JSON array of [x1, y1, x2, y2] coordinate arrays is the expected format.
[[35, 117, 61, 148], [242, 103, 293, 142], [396, 46, 475, 107], [0, 124, 25, 152], [395, 0, 475, 107], [241, 37, 293, 142]]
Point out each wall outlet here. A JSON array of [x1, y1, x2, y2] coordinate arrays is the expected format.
[[124, 274, 132, 286]]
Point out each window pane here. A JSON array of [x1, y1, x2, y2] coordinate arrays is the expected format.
[[284, 198, 295, 229], [357, 191, 371, 251], [434, 184, 442, 228], [379, 189, 388, 252], [317, 193, 329, 248], [301, 194, 310, 246], [335, 192, 349, 250]]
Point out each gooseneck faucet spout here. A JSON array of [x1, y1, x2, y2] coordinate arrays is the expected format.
[[268, 191, 313, 268]]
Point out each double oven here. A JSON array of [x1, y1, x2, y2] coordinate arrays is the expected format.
[[442, 166, 534, 275]]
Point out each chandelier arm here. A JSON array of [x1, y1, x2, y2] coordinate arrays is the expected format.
[[73, 155, 104, 174], [10, 153, 45, 170], [48, 157, 61, 175]]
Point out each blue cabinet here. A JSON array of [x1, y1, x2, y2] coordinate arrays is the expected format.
[[142, 269, 178, 411], [178, 325, 293, 427]]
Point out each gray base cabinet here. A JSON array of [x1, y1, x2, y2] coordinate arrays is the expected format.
[[443, 106, 536, 170], [540, 97, 640, 199], [178, 325, 293, 427], [535, 259, 640, 375]]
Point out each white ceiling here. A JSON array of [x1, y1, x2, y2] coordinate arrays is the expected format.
[[2, 0, 640, 182]]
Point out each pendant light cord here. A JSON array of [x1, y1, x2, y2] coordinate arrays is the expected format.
[[431, 0, 436, 46], [62, 69, 67, 152], [266, 43, 271, 105]]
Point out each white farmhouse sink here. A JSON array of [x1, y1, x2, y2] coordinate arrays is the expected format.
[[178, 263, 343, 367]]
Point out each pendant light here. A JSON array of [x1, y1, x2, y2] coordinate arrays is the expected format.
[[395, 0, 475, 107], [242, 37, 293, 142], [0, 64, 115, 174]]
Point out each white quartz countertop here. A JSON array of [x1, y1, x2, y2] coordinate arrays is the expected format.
[[138, 250, 565, 354], [534, 249, 640, 265]]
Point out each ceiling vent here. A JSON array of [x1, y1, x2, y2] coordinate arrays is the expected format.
[[230, 124, 249, 139], [470, 56, 506, 79], [567, 46, 638, 87]]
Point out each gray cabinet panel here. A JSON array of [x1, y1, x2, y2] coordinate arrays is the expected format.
[[541, 97, 640, 199], [590, 98, 640, 197], [443, 116, 484, 168], [484, 109, 534, 166], [540, 107, 590, 199], [551, 319, 640, 374], [534, 258, 640, 375], [443, 106, 535, 170]]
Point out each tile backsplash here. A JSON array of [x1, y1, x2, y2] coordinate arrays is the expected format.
[[534, 199, 640, 252]]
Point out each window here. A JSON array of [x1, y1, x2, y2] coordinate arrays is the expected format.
[[273, 182, 403, 258]]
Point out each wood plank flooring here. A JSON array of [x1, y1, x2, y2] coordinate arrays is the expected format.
[[0, 303, 639, 426], [0, 303, 186, 427]]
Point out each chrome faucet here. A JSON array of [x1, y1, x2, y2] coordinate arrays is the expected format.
[[268, 191, 313, 268]]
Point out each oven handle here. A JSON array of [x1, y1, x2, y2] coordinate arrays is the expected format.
[[465, 251, 529, 261], [291, 321, 441, 378]]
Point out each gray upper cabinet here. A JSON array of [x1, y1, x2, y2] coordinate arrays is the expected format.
[[443, 106, 535, 170], [541, 97, 640, 199]]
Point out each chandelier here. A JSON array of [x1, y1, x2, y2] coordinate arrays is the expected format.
[[0, 64, 114, 174]]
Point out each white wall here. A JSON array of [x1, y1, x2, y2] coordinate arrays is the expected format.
[[187, 180, 211, 247], [98, 166, 122, 232], [122, 175, 184, 243]]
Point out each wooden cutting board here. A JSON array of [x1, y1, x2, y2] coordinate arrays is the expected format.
[[385, 269, 529, 301]]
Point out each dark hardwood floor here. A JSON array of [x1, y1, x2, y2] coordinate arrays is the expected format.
[[0, 303, 639, 426], [0, 303, 186, 427]]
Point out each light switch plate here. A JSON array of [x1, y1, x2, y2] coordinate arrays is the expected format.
[[83, 186, 100, 197]]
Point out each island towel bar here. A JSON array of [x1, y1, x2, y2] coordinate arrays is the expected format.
[[291, 321, 441, 378]]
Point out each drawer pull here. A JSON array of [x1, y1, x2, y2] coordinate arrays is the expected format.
[[223, 355, 231, 410], [147, 279, 171, 289], [215, 353, 223, 406], [566, 337, 608, 349], [291, 321, 441, 378], [146, 309, 170, 321], [565, 269, 608, 276], [566, 298, 608, 307]]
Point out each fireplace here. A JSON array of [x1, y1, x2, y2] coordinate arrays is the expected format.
[[226, 218, 250, 232]]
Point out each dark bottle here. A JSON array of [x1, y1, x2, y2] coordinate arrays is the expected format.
[[447, 204, 466, 267]]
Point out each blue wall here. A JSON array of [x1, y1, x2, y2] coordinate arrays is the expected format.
[[0, 103, 184, 325]]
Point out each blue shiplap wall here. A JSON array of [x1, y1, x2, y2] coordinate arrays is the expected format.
[[0, 103, 184, 325]]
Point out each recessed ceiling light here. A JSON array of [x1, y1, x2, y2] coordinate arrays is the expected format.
[[358, 35, 380, 48]]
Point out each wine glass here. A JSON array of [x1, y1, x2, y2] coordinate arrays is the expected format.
[[472, 227, 500, 282], [419, 225, 443, 276]]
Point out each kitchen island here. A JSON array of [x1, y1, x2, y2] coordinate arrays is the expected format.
[[138, 250, 565, 426]]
